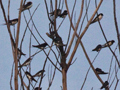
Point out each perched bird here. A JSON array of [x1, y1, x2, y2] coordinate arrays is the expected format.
[[59, 10, 68, 18], [92, 44, 102, 52], [19, 1, 32, 11], [100, 81, 109, 89], [90, 13, 103, 24], [3, 18, 18, 25], [50, 31, 56, 39], [34, 87, 42, 90], [18, 57, 32, 68], [53, 37, 66, 46], [95, 68, 108, 74], [49, 9, 61, 24], [102, 40, 115, 48], [33, 70, 45, 77], [49, 9, 61, 16], [46, 31, 57, 39], [17, 48, 26, 56], [25, 71, 37, 82], [32, 43, 48, 49]]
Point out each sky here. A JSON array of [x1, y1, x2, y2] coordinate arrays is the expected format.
[[0, 0, 120, 90]]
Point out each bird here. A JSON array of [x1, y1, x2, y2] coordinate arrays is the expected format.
[[50, 31, 56, 36], [59, 10, 68, 18], [25, 71, 37, 82], [95, 68, 108, 74], [90, 13, 103, 24], [3, 18, 18, 25], [49, 9, 61, 16], [92, 44, 102, 52], [100, 81, 109, 89], [34, 87, 42, 90], [32, 43, 48, 49], [33, 70, 45, 77], [49, 31, 56, 39], [18, 57, 32, 68], [19, 1, 32, 11], [49, 9, 61, 24], [17, 48, 26, 56], [53, 37, 66, 46], [102, 40, 115, 48]]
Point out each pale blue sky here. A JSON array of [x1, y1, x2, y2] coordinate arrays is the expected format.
[[0, 0, 120, 90]]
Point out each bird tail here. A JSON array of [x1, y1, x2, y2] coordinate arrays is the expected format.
[[102, 72, 108, 74], [33, 78, 37, 82], [92, 49, 96, 51], [32, 45, 38, 48], [100, 86, 103, 89], [90, 21, 94, 24]]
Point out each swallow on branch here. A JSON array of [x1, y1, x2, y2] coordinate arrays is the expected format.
[[32, 43, 48, 49], [95, 68, 108, 74], [25, 71, 37, 82], [33, 70, 45, 77], [100, 81, 109, 89], [90, 13, 103, 24]]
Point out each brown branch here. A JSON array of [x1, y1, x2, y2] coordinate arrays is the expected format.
[[78, 0, 91, 35], [98, 21, 120, 67], [75, 0, 84, 30], [14, 0, 23, 89], [65, 0, 77, 57], [47, 62, 57, 90], [80, 41, 103, 84], [67, 0, 103, 69], [20, 4, 40, 49], [10, 61, 14, 90], [80, 51, 100, 90], [113, 0, 120, 54]]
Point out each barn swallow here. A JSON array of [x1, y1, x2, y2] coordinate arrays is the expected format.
[[92, 44, 102, 52], [32, 43, 48, 49], [95, 68, 108, 74], [102, 40, 115, 48], [34, 87, 42, 90], [17, 48, 26, 56], [18, 57, 32, 68], [100, 81, 109, 89], [25, 71, 37, 82], [19, 1, 32, 11], [90, 13, 103, 24], [59, 10, 68, 18], [49, 9, 61, 16], [3, 18, 18, 25], [53, 37, 66, 46], [33, 70, 45, 77]]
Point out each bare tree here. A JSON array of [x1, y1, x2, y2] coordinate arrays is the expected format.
[[0, 0, 120, 90]]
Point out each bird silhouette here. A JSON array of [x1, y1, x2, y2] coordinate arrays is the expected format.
[[17, 48, 26, 56], [3, 18, 18, 25], [18, 57, 32, 68], [95, 68, 108, 74], [102, 40, 115, 48], [25, 71, 37, 82], [33, 70, 45, 77], [92, 44, 102, 52], [34, 87, 42, 90], [49, 9, 61, 16], [18, 1, 32, 11], [90, 13, 103, 24], [32, 43, 48, 49], [100, 81, 109, 89], [59, 10, 68, 18]]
